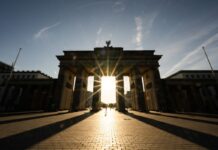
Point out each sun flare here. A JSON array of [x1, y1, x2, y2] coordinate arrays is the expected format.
[[101, 76, 116, 104]]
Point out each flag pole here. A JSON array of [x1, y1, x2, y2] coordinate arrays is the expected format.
[[0, 48, 22, 106], [8, 48, 22, 80], [202, 46, 216, 79]]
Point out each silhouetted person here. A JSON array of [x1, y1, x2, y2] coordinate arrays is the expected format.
[[105, 104, 108, 116]]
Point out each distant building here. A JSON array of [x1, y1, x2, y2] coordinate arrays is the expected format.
[[163, 70, 218, 113], [0, 61, 12, 73], [0, 79, 57, 112], [0, 70, 52, 85], [166, 70, 218, 80], [0, 61, 55, 112]]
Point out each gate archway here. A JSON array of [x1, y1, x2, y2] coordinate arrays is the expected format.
[[55, 42, 164, 112]]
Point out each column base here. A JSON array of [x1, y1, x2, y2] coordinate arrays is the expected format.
[[117, 108, 127, 113], [90, 108, 101, 112]]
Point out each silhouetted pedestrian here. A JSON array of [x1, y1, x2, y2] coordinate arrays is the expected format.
[[105, 104, 108, 116]]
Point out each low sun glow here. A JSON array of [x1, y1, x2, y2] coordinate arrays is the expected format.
[[101, 76, 116, 104]]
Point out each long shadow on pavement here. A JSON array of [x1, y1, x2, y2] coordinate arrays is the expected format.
[[0, 111, 69, 124], [0, 112, 94, 149], [149, 112, 218, 125], [125, 112, 218, 149]]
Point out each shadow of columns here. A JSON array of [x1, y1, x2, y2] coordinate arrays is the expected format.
[[0, 112, 95, 149], [124, 112, 218, 149]]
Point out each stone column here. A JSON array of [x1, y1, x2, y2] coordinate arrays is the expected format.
[[55, 67, 74, 110], [133, 68, 146, 112], [45, 84, 54, 111], [130, 73, 138, 110], [21, 85, 32, 111], [71, 70, 84, 111], [116, 74, 126, 112], [163, 82, 176, 112], [149, 69, 158, 110], [92, 74, 101, 111], [152, 68, 165, 111], [189, 85, 202, 112], [55, 67, 65, 110], [142, 68, 163, 111], [78, 73, 88, 110], [141, 75, 149, 112], [129, 75, 135, 109], [142, 72, 152, 111]]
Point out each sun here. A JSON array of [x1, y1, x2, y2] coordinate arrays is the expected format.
[[101, 76, 116, 104]]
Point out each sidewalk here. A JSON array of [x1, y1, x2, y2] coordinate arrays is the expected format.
[[0, 110, 69, 124], [0, 109, 217, 149]]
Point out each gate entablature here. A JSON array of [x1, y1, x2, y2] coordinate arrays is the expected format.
[[57, 47, 161, 75]]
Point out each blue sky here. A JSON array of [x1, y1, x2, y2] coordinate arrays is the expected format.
[[0, 0, 218, 78]]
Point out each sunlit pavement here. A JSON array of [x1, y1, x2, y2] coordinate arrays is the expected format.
[[0, 109, 218, 150]]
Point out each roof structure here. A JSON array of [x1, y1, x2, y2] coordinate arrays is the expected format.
[[166, 70, 218, 79]]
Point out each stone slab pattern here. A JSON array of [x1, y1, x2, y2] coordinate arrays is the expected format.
[[0, 110, 217, 150]]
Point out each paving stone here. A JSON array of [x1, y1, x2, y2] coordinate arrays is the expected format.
[[0, 109, 218, 149]]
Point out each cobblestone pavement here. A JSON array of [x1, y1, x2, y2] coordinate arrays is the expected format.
[[0, 109, 218, 150]]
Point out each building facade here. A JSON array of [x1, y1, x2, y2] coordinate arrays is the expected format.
[[0, 62, 55, 112], [167, 70, 218, 80], [0, 79, 56, 112], [163, 70, 218, 113], [0, 61, 12, 73]]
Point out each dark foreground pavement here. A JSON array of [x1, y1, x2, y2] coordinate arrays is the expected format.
[[0, 109, 218, 150]]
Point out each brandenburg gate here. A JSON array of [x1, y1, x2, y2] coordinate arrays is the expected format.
[[55, 42, 164, 112]]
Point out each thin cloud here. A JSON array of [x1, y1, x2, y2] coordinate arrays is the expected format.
[[164, 32, 218, 77], [196, 46, 218, 70], [95, 39, 102, 47], [34, 22, 60, 39], [112, 0, 125, 13], [76, 1, 112, 10], [159, 21, 218, 55], [133, 13, 158, 49], [97, 27, 102, 35], [134, 16, 143, 49], [143, 13, 158, 40], [95, 27, 103, 46], [95, 27, 112, 47], [159, 20, 218, 78]]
